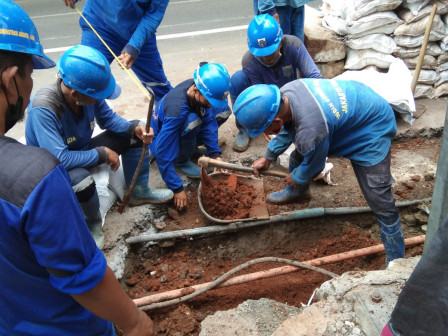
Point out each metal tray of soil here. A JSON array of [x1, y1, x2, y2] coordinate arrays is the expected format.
[[198, 172, 269, 224]]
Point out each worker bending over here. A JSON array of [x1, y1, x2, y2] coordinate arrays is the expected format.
[[0, 1, 153, 334], [150, 63, 231, 211], [231, 14, 321, 152], [233, 79, 404, 264], [26, 45, 173, 248]]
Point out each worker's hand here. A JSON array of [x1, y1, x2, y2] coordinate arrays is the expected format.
[[252, 157, 272, 177], [122, 310, 154, 336], [174, 190, 187, 211], [104, 147, 120, 172], [285, 173, 299, 188], [134, 126, 153, 145], [118, 52, 135, 69], [272, 13, 280, 23], [213, 156, 228, 173], [62, 0, 78, 9], [263, 133, 274, 143]]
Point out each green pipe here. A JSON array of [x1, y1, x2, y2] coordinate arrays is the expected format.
[[125, 198, 431, 244]]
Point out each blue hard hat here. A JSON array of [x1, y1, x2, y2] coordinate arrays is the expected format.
[[233, 84, 280, 138], [57, 45, 121, 100], [247, 14, 283, 57], [0, 0, 55, 69], [193, 63, 230, 109]]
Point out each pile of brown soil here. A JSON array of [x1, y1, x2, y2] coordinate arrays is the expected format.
[[200, 173, 258, 220]]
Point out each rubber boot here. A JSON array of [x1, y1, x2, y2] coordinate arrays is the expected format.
[[267, 184, 311, 204], [233, 119, 250, 152], [175, 160, 201, 179], [378, 217, 405, 265], [122, 148, 174, 205]]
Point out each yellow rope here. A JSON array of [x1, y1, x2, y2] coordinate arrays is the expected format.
[[74, 6, 151, 100]]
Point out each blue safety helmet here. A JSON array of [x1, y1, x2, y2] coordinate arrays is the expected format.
[[233, 84, 281, 138], [193, 63, 230, 109], [0, 0, 55, 69], [247, 14, 283, 57], [57, 45, 121, 100]]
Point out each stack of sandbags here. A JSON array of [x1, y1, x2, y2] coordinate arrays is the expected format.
[[322, 0, 402, 71], [320, 0, 448, 99], [395, 0, 448, 98]]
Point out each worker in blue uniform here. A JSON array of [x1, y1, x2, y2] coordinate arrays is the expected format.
[[63, 0, 172, 103], [26, 45, 173, 249], [231, 14, 321, 152], [254, 0, 315, 41], [150, 63, 231, 211], [233, 79, 404, 265], [0, 1, 154, 334]]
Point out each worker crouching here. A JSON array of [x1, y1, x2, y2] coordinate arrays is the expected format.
[[25, 45, 173, 248], [233, 79, 405, 265]]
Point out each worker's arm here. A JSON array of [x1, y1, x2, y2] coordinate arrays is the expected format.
[[72, 267, 154, 336], [294, 43, 323, 79], [290, 139, 329, 186], [254, 0, 277, 16], [122, 0, 170, 63]]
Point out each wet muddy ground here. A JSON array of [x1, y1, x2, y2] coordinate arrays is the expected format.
[[117, 137, 438, 336]]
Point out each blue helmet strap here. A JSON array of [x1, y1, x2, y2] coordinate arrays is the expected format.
[[1, 72, 23, 132]]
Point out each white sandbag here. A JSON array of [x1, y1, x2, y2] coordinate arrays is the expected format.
[[394, 14, 445, 37], [402, 0, 431, 16], [322, 0, 401, 22], [440, 34, 448, 51], [345, 33, 397, 54], [438, 53, 448, 65], [435, 69, 448, 86], [335, 58, 416, 123], [434, 83, 448, 97], [394, 32, 444, 48], [345, 48, 397, 70], [397, 2, 448, 23], [393, 42, 442, 58], [411, 69, 439, 85], [323, 11, 402, 37], [403, 54, 437, 69], [437, 61, 448, 72], [414, 84, 435, 99]]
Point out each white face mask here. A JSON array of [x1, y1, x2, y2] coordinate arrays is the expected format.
[[256, 51, 282, 68]]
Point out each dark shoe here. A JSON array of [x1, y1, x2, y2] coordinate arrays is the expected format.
[[267, 185, 311, 205]]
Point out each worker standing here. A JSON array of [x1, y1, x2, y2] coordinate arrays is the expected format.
[[62, 0, 172, 103], [25, 45, 173, 249], [231, 14, 321, 152], [150, 63, 231, 211], [233, 79, 404, 265], [0, 1, 154, 334]]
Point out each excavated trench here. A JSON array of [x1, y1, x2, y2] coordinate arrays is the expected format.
[[116, 137, 438, 336]]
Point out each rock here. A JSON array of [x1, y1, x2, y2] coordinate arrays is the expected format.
[[168, 207, 180, 220], [154, 220, 167, 230]]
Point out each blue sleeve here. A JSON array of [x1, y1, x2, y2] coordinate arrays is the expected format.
[[23, 164, 106, 294], [291, 139, 329, 185], [265, 129, 293, 161], [26, 107, 99, 170], [295, 44, 323, 79], [94, 100, 133, 136], [255, 0, 277, 15], [151, 116, 185, 191], [126, 0, 169, 55], [198, 114, 221, 158], [244, 60, 266, 86]]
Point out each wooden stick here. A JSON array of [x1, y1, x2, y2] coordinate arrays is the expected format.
[[411, 4, 437, 94], [198, 156, 287, 178], [118, 90, 154, 213]]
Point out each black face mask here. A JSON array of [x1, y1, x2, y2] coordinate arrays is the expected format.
[[188, 96, 208, 118], [2, 75, 24, 132]]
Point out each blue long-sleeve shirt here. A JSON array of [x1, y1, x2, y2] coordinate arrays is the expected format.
[[150, 79, 223, 192], [82, 0, 169, 58], [0, 136, 111, 335], [243, 35, 322, 88], [254, 0, 314, 15], [265, 79, 397, 186], [25, 80, 135, 171]]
